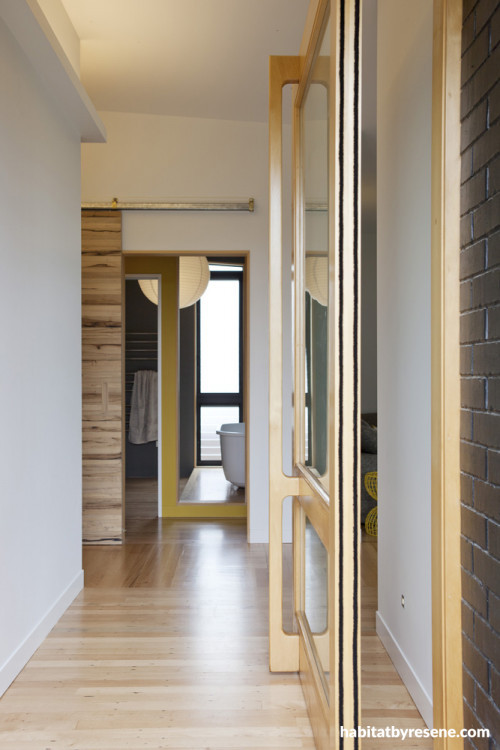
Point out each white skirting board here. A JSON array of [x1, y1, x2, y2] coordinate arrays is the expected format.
[[376, 611, 433, 728], [0, 570, 84, 697]]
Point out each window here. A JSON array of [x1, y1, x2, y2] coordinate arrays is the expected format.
[[196, 263, 244, 465]]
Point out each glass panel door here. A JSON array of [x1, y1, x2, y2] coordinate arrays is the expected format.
[[301, 16, 330, 490], [268, 1, 361, 747], [294, 12, 333, 742]]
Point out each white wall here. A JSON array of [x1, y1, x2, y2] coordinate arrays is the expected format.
[[0, 16, 83, 695], [82, 110, 271, 543], [376, 0, 433, 727]]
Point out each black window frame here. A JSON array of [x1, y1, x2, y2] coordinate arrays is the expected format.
[[196, 265, 244, 466]]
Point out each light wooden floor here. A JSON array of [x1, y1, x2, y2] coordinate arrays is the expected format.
[[0, 520, 313, 749], [126, 470, 245, 524], [180, 468, 245, 504], [0, 521, 431, 749], [360, 534, 432, 749]]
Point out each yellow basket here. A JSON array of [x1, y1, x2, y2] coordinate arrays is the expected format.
[[364, 471, 378, 501], [365, 506, 378, 536], [364, 471, 378, 536]]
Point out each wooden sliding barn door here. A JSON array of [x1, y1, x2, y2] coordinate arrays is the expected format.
[[269, 1, 361, 748], [82, 210, 123, 544]]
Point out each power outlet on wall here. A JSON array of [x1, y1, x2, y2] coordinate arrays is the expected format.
[[401, 594, 405, 608]]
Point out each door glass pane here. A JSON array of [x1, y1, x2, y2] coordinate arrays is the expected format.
[[200, 279, 240, 393], [302, 18, 330, 491], [282, 496, 297, 634], [200, 405, 240, 462], [305, 517, 329, 689]]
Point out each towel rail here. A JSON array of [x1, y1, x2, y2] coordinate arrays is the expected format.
[[125, 331, 158, 431]]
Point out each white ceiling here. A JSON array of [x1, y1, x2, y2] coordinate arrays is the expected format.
[[60, 0, 310, 123]]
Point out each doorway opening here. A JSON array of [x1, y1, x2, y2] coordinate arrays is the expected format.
[[124, 275, 161, 522], [123, 252, 248, 522]]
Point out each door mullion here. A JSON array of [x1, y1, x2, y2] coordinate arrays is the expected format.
[[329, 0, 362, 746]]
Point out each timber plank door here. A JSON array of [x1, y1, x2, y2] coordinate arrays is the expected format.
[[268, 0, 361, 747], [82, 210, 123, 544]]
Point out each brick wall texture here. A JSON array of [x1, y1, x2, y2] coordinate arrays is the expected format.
[[461, 0, 500, 747]]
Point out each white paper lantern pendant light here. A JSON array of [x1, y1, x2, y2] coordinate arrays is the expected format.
[[305, 255, 328, 306], [138, 256, 210, 308], [178, 256, 210, 308], [138, 278, 159, 305]]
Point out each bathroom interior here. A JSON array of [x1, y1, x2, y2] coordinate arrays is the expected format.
[[124, 255, 247, 521]]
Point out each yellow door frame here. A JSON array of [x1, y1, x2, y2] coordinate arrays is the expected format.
[[124, 251, 249, 522]]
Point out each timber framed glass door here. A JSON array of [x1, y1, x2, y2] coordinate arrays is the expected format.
[[268, 1, 361, 748]]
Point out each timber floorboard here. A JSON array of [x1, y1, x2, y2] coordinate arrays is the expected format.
[[179, 468, 245, 504], [360, 532, 432, 749], [0, 520, 314, 750], [0, 521, 431, 749]]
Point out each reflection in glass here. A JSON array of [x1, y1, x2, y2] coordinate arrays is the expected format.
[[302, 18, 330, 489], [282, 83, 294, 478], [305, 518, 329, 684], [282, 496, 297, 634], [305, 292, 328, 476]]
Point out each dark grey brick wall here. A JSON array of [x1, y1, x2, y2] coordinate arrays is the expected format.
[[461, 1, 500, 748]]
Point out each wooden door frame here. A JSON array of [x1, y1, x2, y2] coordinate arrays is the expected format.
[[431, 0, 464, 743], [268, 0, 464, 744]]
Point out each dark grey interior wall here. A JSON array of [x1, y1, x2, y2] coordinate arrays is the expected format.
[[179, 305, 196, 478], [125, 280, 158, 478]]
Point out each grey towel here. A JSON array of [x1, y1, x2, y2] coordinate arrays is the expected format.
[[129, 370, 158, 444]]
